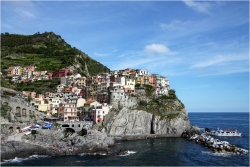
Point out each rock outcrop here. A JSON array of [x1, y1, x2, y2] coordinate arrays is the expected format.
[[102, 108, 152, 136], [151, 109, 191, 136], [102, 107, 191, 138], [102, 87, 194, 138], [1, 128, 115, 162]]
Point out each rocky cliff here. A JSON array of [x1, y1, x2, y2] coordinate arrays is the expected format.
[[101, 97, 191, 138]]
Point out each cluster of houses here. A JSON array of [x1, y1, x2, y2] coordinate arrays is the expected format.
[[7, 66, 171, 123], [6, 65, 74, 82]]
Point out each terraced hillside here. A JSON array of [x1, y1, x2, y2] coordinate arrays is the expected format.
[[1, 32, 110, 76]]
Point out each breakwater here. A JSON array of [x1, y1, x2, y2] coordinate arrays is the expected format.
[[185, 133, 248, 155]]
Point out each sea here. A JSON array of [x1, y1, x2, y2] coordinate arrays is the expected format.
[[2, 112, 249, 166]]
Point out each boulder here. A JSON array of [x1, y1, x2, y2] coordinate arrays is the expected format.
[[117, 149, 129, 156]]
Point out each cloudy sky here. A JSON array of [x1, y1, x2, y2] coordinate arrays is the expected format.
[[1, 1, 249, 112]]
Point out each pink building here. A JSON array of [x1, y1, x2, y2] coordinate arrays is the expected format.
[[22, 91, 36, 99], [7, 66, 15, 76], [48, 73, 53, 79], [26, 66, 35, 72], [58, 102, 78, 122], [30, 92, 37, 99]]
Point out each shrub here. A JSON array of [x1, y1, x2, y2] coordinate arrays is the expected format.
[[139, 100, 147, 106]]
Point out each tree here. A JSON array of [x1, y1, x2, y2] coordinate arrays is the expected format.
[[67, 71, 73, 76], [168, 89, 177, 99], [28, 96, 32, 102]]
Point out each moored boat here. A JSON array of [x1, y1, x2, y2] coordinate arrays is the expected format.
[[205, 128, 241, 137], [42, 123, 53, 129]]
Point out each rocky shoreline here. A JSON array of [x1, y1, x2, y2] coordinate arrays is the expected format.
[[1, 134, 183, 162], [1, 128, 115, 162], [1, 126, 200, 162], [182, 131, 248, 155], [1, 125, 248, 162]]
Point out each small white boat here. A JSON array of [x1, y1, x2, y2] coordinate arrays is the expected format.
[[205, 128, 241, 137], [24, 131, 31, 135]]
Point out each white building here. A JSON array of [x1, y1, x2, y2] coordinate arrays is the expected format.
[[91, 103, 112, 123]]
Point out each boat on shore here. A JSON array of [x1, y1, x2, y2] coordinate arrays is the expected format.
[[42, 123, 53, 129], [205, 128, 241, 137]]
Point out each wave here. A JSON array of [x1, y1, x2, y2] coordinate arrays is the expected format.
[[118, 150, 136, 156], [79, 153, 85, 156], [202, 151, 233, 157], [78, 152, 107, 156], [1, 155, 49, 164], [202, 147, 249, 157]]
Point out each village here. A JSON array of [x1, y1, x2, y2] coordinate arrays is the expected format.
[[4, 66, 171, 124]]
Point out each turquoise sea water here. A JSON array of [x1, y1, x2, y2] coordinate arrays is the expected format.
[[2, 112, 249, 166]]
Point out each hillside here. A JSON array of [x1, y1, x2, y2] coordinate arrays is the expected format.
[[1, 32, 110, 76]]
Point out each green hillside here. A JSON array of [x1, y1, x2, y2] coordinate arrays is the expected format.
[[1, 32, 110, 76]]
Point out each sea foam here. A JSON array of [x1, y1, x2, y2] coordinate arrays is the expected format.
[[1, 155, 49, 164]]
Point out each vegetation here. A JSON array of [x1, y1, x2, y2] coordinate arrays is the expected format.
[[145, 85, 154, 97], [167, 113, 179, 119], [136, 87, 184, 120], [1, 31, 110, 76], [0, 104, 11, 121], [14, 79, 60, 93]]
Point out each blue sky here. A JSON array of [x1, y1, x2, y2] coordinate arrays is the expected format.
[[1, 1, 249, 112]]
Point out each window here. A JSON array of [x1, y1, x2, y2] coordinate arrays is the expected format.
[[103, 111, 104, 114]]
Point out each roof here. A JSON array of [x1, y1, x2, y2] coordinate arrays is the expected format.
[[84, 100, 96, 105]]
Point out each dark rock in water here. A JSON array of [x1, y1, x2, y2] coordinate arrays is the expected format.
[[117, 148, 129, 155], [181, 126, 201, 138], [205, 127, 212, 132]]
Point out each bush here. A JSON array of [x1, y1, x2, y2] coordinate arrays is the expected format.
[[167, 113, 179, 119], [168, 89, 177, 99], [139, 100, 147, 106]]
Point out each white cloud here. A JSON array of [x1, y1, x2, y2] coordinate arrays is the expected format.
[[182, 0, 212, 14], [94, 52, 108, 57], [190, 55, 248, 68], [20, 10, 36, 18], [2, 23, 13, 30], [144, 44, 171, 56], [189, 54, 249, 76], [160, 20, 190, 32]]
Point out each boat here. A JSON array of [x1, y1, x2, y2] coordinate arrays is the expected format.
[[20, 126, 31, 133], [42, 123, 53, 129], [24, 131, 31, 135], [28, 125, 39, 131], [205, 128, 241, 137]]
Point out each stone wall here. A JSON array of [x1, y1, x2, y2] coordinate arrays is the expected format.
[[1, 95, 47, 123], [110, 96, 137, 110]]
